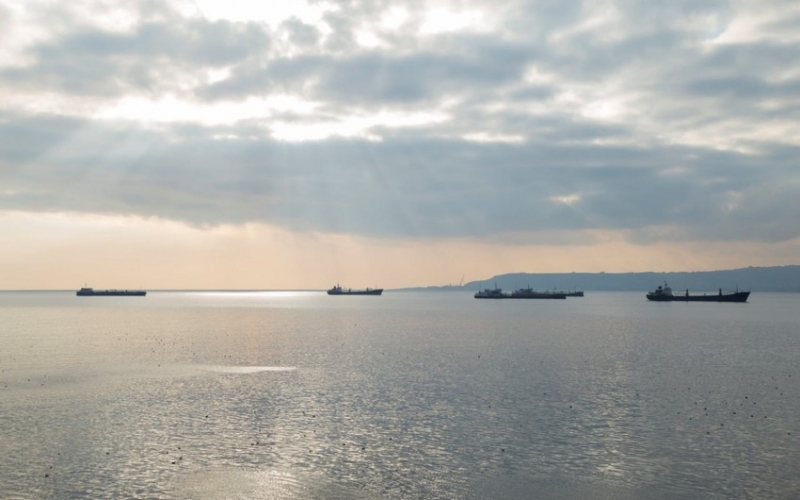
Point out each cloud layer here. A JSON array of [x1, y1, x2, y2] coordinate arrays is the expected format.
[[2, 0, 799, 246]]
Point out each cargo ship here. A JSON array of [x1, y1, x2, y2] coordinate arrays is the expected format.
[[646, 282, 749, 302], [327, 285, 383, 296], [474, 286, 506, 299], [510, 286, 567, 299], [475, 286, 566, 299], [76, 287, 147, 297]]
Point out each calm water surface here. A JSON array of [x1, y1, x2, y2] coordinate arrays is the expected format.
[[1, 291, 798, 499]]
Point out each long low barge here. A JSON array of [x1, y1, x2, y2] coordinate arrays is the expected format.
[[76, 287, 147, 297]]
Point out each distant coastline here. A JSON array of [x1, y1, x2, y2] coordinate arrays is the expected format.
[[400, 265, 800, 293], [1, 265, 798, 293]]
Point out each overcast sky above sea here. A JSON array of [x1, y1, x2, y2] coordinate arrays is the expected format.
[[1, 0, 799, 289]]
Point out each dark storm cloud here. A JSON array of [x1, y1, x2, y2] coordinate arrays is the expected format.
[[1, 0, 799, 245]]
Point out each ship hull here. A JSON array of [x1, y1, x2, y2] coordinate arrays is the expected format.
[[77, 289, 146, 296], [508, 293, 566, 299], [475, 294, 566, 299], [475, 287, 567, 299], [646, 291, 749, 302]]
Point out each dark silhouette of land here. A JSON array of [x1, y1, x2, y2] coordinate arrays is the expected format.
[[405, 265, 800, 292]]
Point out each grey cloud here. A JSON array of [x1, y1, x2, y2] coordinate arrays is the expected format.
[[505, 0, 585, 38], [198, 55, 322, 101], [200, 35, 533, 104], [0, 15, 269, 96], [763, 10, 800, 37], [2, 111, 798, 243], [316, 41, 531, 104], [508, 85, 555, 102], [279, 18, 320, 47], [0, 6, 10, 37]]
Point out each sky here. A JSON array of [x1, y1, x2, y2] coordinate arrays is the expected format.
[[1, 0, 799, 290]]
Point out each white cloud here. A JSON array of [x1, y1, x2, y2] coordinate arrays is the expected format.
[[711, 1, 800, 45], [188, 0, 337, 27], [355, 29, 387, 49], [419, 7, 487, 34], [550, 194, 582, 206], [270, 109, 449, 142], [462, 132, 524, 144], [94, 95, 319, 125], [380, 6, 410, 31]]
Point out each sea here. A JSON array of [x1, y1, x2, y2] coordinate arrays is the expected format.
[[1, 290, 798, 500]]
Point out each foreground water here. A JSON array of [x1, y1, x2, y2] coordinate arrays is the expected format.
[[1, 290, 798, 499]]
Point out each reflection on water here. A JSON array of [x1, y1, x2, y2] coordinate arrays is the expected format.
[[202, 365, 297, 374], [0, 291, 798, 499], [178, 469, 375, 500]]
